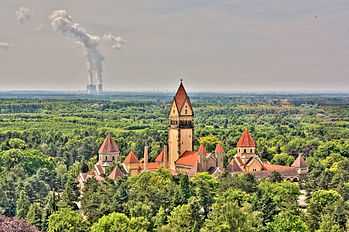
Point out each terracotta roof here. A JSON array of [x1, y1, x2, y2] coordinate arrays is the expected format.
[[174, 82, 191, 112], [263, 161, 294, 171], [139, 162, 160, 170], [99, 134, 120, 153], [79, 172, 105, 182], [215, 144, 224, 153], [176, 151, 198, 166], [124, 152, 140, 163], [189, 160, 204, 176], [237, 129, 255, 147], [292, 155, 308, 168], [108, 166, 125, 180], [198, 145, 207, 153], [94, 164, 105, 175], [155, 149, 164, 162], [226, 159, 242, 173]]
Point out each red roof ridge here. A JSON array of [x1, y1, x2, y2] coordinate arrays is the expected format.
[[237, 129, 255, 147], [215, 144, 224, 153], [99, 134, 120, 153], [124, 151, 140, 163], [198, 145, 207, 153], [174, 82, 191, 112]]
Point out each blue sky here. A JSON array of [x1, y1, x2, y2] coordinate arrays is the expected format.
[[1, 0, 349, 91]]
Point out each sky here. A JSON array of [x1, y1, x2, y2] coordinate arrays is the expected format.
[[0, 0, 349, 92]]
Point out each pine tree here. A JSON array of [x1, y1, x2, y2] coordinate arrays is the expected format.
[[26, 203, 42, 228], [16, 190, 30, 219], [41, 192, 59, 230], [153, 206, 167, 230], [253, 189, 278, 225]]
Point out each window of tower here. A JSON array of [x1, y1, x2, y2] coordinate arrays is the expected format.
[[250, 149, 252, 153], [112, 156, 115, 160], [185, 109, 188, 114], [244, 149, 246, 153], [173, 110, 175, 113]]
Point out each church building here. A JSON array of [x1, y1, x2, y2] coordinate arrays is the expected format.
[[78, 80, 307, 185]]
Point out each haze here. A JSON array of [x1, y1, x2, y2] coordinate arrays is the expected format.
[[1, 0, 349, 92]]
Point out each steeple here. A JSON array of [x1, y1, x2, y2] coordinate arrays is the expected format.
[[98, 134, 120, 166], [168, 79, 194, 170]]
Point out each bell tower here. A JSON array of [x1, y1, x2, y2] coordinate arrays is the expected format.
[[168, 79, 194, 170]]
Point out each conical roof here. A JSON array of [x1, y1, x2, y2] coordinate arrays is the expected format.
[[237, 129, 255, 147], [124, 151, 140, 163], [174, 82, 191, 112], [155, 149, 164, 162], [292, 155, 308, 168], [198, 144, 207, 153], [226, 159, 242, 173], [108, 166, 125, 180], [99, 134, 120, 153], [215, 144, 224, 153]]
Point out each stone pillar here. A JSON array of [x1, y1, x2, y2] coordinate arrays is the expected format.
[[144, 146, 148, 171], [163, 145, 168, 169]]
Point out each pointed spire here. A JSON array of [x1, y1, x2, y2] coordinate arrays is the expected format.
[[292, 155, 308, 168], [198, 144, 207, 153], [237, 129, 255, 147], [123, 151, 140, 163], [174, 80, 191, 112], [99, 134, 120, 153], [215, 144, 224, 153]]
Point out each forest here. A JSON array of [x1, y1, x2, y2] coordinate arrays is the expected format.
[[0, 92, 348, 232]]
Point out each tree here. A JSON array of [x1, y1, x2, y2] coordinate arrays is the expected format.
[[0, 215, 40, 232], [165, 197, 204, 232], [317, 214, 343, 232], [269, 171, 283, 183], [41, 192, 59, 230], [253, 189, 278, 225], [271, 153, 295, 166], [191, 172, 218, 215], [16, 190, 30, 219], [266, 210, 308, 232], [306, 190, 343, 231], [91, 212, 129, 232], [152, 206, 166, 231], [26, 203, 42, 228], [198, 136, 222, 152], [128, 217, 150, 232], [9, 138, 28, 150], [48, 207, 90, 232]]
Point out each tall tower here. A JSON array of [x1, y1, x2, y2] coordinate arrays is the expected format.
[[168, 79, 194, 170], [98, 134, 120, 166]]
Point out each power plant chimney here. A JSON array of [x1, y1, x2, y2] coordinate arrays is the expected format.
[[97, 83, 103, 93], [87, 84, 97, 94]]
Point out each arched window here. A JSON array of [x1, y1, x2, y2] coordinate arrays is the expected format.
[[244, 149, 246, 153], [250, 149, 252, 153], [112, 156, 115, 161], [185, 109, 188, 114]]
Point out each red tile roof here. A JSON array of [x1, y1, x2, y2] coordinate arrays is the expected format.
[[292, 155, 308, 168], [237, 129, 255, 147], [99, 134, 120, 153], [198, 145, 207, 153], [174, 82, 191, 112], [250, 168, 298, 179], [226, 159, 242, 173], [176, 151, 198, 166], [155, 149, 164, 162], [108, 166, 125, 180], [94, 164, 105, 175], [124, 152, 140, 163], [139, 162, 160, 170], [215, 144, 224, 153], [263, 161, 294, 171]]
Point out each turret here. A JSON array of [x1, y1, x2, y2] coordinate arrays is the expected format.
[[98, 134, 120, 166], [197, 145, 207, 170], [123, 151, 140, 176], [215, 144, 224, 169]]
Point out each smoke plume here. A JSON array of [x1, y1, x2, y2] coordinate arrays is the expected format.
[[49, 10, 124, 91], [0, 42, 15, 49], [16, 7, 33, 24]]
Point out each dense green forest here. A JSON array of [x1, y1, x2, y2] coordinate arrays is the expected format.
[[0, 92, 349, 231]]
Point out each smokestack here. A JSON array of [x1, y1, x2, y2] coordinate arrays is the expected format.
[[97, 83, 103, 93], [49, 10, 124, 94], [144, 146, 148, 171], [163, 145, 168, 169], [87, 84, 96, 94]]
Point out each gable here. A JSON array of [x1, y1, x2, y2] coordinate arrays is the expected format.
[[179, 98, 193, 116], [170, 100, 179, 117]]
